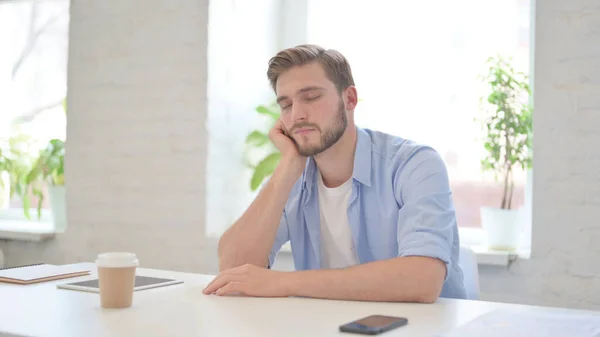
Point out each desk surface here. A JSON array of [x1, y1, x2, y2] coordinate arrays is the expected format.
[[0, 262, 598, 337]]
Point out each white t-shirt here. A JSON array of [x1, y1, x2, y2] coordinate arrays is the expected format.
[[317, 172, 360, 269]]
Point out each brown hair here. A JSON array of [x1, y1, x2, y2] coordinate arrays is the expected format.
[[267, 44, 355, 93]]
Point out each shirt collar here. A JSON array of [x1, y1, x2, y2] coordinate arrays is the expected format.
[[352, 126, 372, 186], [301, 126, 372, 192]]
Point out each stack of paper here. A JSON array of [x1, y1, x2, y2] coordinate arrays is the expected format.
[[440, 308, 600, 337], [0, 264, 90, 285]]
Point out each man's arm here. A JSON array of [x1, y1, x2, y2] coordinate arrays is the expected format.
[[203, 256, 445, 303], [217, 157, 302, 271], [287, 256, 445, 303]]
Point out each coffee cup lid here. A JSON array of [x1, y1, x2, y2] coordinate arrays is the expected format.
[[96, 252, 139, 268]]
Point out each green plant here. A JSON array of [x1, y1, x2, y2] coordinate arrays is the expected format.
[[478, 55, 533, 210], [21, 138, 64, 219], [16, 97, 67, 219], [0, 133, 37, 204], [245, 102, 281, 191], [0, 146, 8, 180], [0, 143, 10, 200]]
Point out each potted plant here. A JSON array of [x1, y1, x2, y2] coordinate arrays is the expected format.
[[18, 98, 67, 229], [22, 138, 66, 231], [0, 145, 10, 211], [478, 55, 533, 252], [245, 102, 281, 191]]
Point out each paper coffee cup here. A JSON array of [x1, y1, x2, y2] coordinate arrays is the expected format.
[[96, 252, 139, 308]]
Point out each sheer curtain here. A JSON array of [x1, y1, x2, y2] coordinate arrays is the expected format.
[[305, 0, 531, 227]]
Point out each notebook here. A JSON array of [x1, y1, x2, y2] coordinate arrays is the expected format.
[[0, 263, 91, 285]]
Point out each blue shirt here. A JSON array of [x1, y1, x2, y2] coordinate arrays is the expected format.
[[268, 126, 467, 300]]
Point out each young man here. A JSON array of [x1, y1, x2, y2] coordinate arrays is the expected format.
[[204, 44, 467, 302]]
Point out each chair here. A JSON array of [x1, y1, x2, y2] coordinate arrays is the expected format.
[[458, 245, 480, 300]]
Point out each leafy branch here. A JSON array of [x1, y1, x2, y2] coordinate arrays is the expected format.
[[245, 102, 281, 191], [478, 55, 533, 210], [0, 133, 37, 208], [21, 138, 65, 219]]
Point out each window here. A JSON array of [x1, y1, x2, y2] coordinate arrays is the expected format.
[[206, 0, 532, 240], [205, 0, 283, 236], [304, 0, 532, 228], [0, 0, 69, 221]]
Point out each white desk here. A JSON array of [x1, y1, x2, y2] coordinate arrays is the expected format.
[[0, 262, 598, 337]]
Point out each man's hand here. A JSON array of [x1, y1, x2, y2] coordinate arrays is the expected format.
[[204, 257, 445, 303], [269, 119, 299, 157], [202, 264, 291, 297], [269, 119, 306, 181]]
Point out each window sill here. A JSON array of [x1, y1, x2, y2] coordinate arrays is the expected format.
[[458, 227, 530, 266], [467, 245, 521, 266], [0, 209, 56, 242], [0, 220, 56, 241]]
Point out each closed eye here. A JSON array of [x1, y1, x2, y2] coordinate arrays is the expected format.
[[305, 95, 321, 102]]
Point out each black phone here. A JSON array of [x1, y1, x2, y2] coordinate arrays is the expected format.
[[339, 315, 408, 335]]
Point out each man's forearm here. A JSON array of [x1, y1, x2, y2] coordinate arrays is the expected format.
[[285, 257, 446, 303], [217, 160, 301, 271]]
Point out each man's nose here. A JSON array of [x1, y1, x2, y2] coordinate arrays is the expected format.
[[291, 103, 308, 123]]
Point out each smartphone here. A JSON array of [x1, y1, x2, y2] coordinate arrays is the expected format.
[[339, 315, 408, 335]]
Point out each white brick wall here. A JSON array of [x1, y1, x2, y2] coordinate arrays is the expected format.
[[477, 0, 600, 310], [1, 0, 600, 311]]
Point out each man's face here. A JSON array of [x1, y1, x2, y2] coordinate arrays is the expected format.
[[275, 62, 348, 157]]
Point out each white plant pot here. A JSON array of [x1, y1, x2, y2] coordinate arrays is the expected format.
[[0, 171, 10, 211], [48, 185, 67, 232], [480, 206, 521, 252]]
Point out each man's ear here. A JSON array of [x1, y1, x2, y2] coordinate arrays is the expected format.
[[344, 86, 358, 111]]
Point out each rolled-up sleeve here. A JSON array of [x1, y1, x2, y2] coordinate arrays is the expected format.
[[395, 146, 456, 279], [267, 211, 290, 268]]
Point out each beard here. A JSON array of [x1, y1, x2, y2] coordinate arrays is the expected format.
[[290, 99, 348, 157]]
